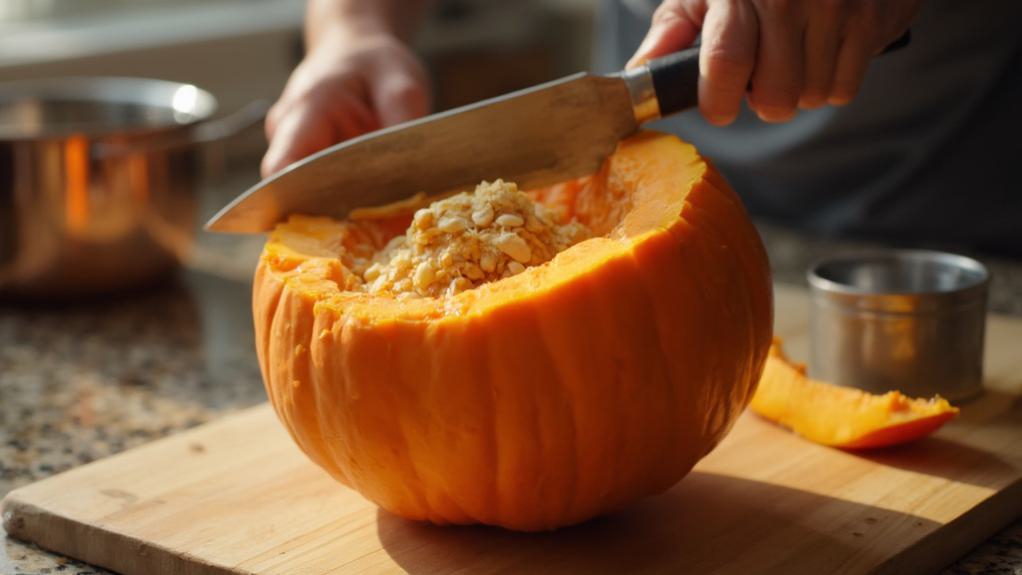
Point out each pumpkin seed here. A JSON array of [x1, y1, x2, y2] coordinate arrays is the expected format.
[[471, 205, 495, 227], [495, 213, 524, 228], [496, 234, 532, 263], [480, 251, 497, 273], [363, 263, 383, 282], [413, 261, 435, 290], [463, 263, 484, 280], [438, 216, 468, 233]]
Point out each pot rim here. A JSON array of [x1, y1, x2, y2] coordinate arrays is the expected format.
[[0, 76, 219, 141]]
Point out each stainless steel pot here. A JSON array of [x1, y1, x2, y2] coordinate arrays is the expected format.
[[0, 77, 265, 299]]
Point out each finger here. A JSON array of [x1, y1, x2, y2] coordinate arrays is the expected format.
[[330, 87, 381, 136], [265, 63, 319, 140], [368, 67, 430, 127], [827, 28, 871, 106], [627, 0, 701, 68], [748, 0, 805, 122], [799, 0, 845, 109], [261, 104, 336, 177], [265, 99, 289, 141], [698, 0, 758, 125]]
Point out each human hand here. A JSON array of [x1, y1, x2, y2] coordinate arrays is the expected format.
[[262, 31, 430, 177], [628, 0, 920, 125]]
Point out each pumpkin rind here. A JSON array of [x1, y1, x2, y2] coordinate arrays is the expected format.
[[253, 131, 774, 530]]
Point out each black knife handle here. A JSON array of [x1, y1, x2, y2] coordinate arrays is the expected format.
[[646, 29, 912, 119], [647, 47, 701, 118]]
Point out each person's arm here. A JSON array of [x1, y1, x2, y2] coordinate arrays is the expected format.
[[262, 0, 431, 176], [629, 0, 921, 125]]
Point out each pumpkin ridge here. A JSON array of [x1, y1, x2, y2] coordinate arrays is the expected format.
[[315, 313, 359, 489], [688, 176, 772, 417], [520, 302, 569, 529], [629, 243, 687, 490], [474, 321, 501, 526], [535, 303, 584, 525]]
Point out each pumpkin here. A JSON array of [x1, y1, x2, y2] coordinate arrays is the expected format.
[[750, 339, 959, 449], [253, 131, 773, 531]]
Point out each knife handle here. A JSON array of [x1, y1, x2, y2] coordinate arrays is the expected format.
[[627, 29, 912, 122]]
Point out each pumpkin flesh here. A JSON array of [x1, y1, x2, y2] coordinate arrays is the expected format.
[[254, 131, 774, 530], [750, 340, 959, 449]]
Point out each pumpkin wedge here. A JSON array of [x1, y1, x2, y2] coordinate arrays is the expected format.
[[253, 131, 773, 531], [750, 340, 959, 449]]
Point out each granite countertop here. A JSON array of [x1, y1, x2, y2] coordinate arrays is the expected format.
[[1, 168, 1020, 575]]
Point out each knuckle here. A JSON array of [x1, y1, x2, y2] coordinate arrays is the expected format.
[[651, 1, 687, 25], [380, 75, 429, 115], [702, 49, 753, 82], [389, 77, 427, 103], [700, 91, 740, 118], [801, 82, 829, 100], [265, 103, 284, 134]]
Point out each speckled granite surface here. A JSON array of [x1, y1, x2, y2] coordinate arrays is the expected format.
[[1, 171, 1020, 574]]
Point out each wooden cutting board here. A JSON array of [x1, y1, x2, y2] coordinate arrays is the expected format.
[[4, 285, 1022, 575]]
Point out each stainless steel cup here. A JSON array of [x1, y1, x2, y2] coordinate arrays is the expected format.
[[807, 250, 989, 401]]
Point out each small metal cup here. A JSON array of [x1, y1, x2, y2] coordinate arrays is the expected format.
[[807, 250, 989, 401]]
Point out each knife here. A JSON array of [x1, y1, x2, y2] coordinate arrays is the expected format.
[[207, 33, 910, 233]]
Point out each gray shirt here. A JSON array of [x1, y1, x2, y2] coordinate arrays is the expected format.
[[596, 0, 1022, 256]]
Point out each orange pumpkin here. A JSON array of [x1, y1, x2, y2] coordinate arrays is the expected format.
[[750, 339, 959, 449], [253, 131, 773, 531]]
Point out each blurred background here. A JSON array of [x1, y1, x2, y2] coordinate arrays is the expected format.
[[0, 0, 601, 286], [0, 0, 595, 156]]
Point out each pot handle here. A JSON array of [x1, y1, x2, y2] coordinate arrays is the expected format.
[[188, 99, 270, 145], [96, 99, 269, 158]]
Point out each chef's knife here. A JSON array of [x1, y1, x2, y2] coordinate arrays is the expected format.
[[207, 33, 910, 233]]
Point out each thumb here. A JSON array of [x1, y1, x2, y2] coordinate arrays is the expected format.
[[628, 0, 702, 68], [368, 65, 430, 128]]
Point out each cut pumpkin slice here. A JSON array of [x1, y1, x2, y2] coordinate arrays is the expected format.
[[750, 339, 959, 449]]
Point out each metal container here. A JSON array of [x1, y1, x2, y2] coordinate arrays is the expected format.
[[807, 250, 989, 401], [0, 77, 264, 299]]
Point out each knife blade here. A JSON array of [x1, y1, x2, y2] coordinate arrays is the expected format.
[[207, 72, 647, 233], [207, 32, 909, 233]]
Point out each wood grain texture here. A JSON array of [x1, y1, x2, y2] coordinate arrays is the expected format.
[[3, 285, 1021, 575]]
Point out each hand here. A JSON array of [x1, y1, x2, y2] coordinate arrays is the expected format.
[[262, 31, 430, 177], [628, 0, 920, 125]]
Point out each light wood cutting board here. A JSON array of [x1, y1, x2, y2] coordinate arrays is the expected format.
[[4, 285, 1022, 575]]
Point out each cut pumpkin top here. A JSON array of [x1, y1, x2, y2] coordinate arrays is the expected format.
[[261, 131, 708, 323]]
